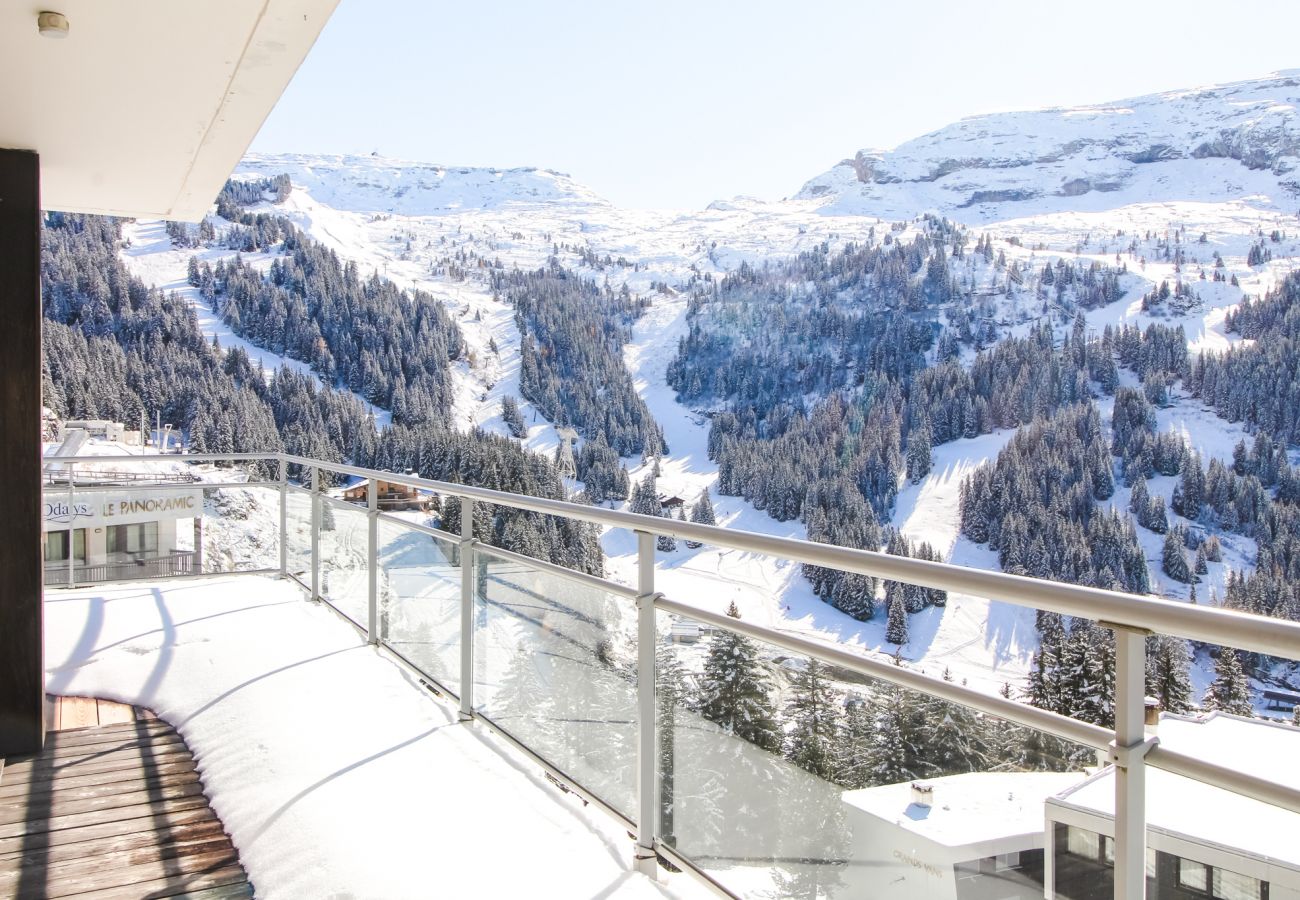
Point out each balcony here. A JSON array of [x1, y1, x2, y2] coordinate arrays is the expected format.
[[13, 452, 1300, 899]]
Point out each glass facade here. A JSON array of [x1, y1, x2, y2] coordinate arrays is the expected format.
[[106, 521, 158, 559], [1052, 824, 1268, 900], [43, 528, 86, 563]]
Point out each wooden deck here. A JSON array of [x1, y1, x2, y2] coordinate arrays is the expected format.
[[0, 697, 252, 899]]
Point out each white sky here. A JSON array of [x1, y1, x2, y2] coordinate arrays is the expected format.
[[252, 0, 1300, 209]]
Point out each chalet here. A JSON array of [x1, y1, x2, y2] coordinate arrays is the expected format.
[[342, 476, 433, 511]]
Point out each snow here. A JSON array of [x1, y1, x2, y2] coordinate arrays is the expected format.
[[798, 71, 1300, 224], [106, 67, 1300, 707], [42, 575, 702, 900], [843, 771, 1081, 849]]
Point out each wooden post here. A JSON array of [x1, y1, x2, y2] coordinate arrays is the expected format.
[[0, 148, 45, 755]]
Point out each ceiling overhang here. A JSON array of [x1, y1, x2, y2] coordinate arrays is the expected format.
[[0, 0, 338, 221]]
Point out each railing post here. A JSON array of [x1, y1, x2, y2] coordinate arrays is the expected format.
[[367, 477, 379, 644], [278, 456, 288, 578], [458, 496, 475, 721], [1110, 625, 1154, 900], [634, 530, 657, 878], [310, 467, 321, 601], [66, 463, 76, 590]]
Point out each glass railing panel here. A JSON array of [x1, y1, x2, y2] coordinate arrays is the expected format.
[[199, 484, 284, 573], [472, 547, 638, 819], [375, 518, 461, 693], [41, 477, 281, 585], [655, 607, 1095, 900], [284, 484, 313, 586], [318, 497, 371, 629]]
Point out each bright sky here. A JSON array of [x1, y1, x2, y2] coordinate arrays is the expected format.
[[252, 0, 1300, 210]]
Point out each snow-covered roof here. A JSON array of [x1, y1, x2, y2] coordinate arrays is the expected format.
[[1050, 713, 1300, 868], [843, 771, 1081, 849], [1156, 712, 1300, 792]]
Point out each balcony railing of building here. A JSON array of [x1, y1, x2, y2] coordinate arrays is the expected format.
[[44, 550, 197, 587], [41, 452, 1300, 900]]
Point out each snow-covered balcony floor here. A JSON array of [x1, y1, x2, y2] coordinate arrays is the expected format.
[[43, 576, 684, 899]]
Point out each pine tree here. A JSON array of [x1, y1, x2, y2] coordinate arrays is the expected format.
[[906, 425, 932, 483], [685, 490, 715, 549], [1205, 648, 1253, 716], [696, 603, 781, 752], [501, 395, 527, 439], [783, 660, 840, 781], [921, 672, 986, 776], [862, 684, 917, 785], [885, 596, 908, 645], [835, 699, 875, 789], [1145, 634, 1193, 714], [1162, 529, 1191, 583], [655, 642, 686, 844], [629, 473, 659, 516], [657, 507, 679, 552], [831, 572, 875, 621]]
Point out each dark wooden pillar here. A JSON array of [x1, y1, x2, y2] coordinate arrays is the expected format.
[[0, 148, 44, 755]]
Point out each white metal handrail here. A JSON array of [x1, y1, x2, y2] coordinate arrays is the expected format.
[[50, 450, 1300, 900]]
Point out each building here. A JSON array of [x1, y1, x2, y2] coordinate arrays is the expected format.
[[841, 771, 1082, 900], [341, 477, 433, 511], [41, 475, 202, 585], [1047, 713, 1300, 900], [840, 714, 1300, 900]]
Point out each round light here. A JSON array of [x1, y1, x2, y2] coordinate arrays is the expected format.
[[38, 11, 70, 39]]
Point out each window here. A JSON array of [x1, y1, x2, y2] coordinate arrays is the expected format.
[[1213, 867, 1264, 900], [994, 851, 1021, 871], [44, 529, 86, 563], [1177, 857, 1265, 900], [1180, 858, 1209, 892], [107, 522, 158, 558], [1067, 826, 1101, 859]]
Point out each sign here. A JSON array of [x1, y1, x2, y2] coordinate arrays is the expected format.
[[42, 488, 204, 531]]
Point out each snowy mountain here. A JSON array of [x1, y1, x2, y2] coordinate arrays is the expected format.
[[93, 71, 1300, 711], [237, 152, 609, 215], [797, 70, 1300, 221]]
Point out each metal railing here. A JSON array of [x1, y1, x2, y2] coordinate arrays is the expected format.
[[45, 451, 1300, 900], [44, 551, 197, 586]]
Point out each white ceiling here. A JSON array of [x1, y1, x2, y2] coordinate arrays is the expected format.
[[0, 0, 338, 221]]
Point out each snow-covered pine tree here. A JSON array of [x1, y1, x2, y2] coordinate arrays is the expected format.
[[921, 671, 987, 776], [861, 684, 917, 785], [1162, 528, 1192, 583], [885, 595, 909, 645], [835, 698, 875, 789], [1205, 648, 1253, 716], [501, 395, 527, 438], [783, 659, 840, 781], [1145, 634, 1193, 714], [657, 507, 678, 552], [830, 572, 875, 621], [685, 489, 715, 549], [1063, 620, 1115, 728], [655, 641, 687, 844], [629, 473, 659, 516], [905, 425, 932, 484], [696, 602, 781, 752]]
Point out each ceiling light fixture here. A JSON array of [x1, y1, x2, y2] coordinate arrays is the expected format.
[[37, 11, 70, 39]]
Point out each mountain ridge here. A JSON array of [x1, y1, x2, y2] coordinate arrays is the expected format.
[[796, 70, 1300, 220]]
